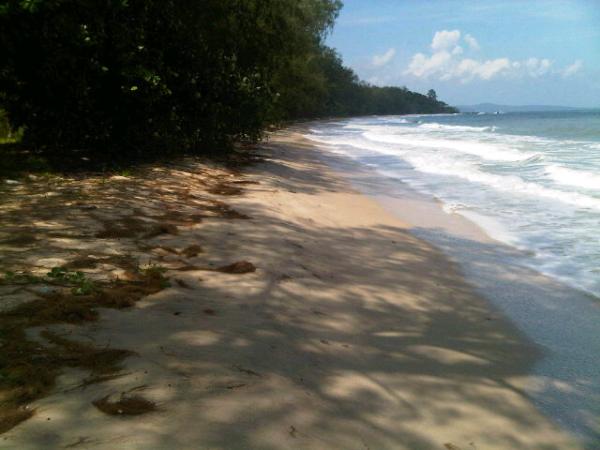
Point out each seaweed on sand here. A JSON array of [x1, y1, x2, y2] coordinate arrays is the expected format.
[[0, 266, 169, 433]]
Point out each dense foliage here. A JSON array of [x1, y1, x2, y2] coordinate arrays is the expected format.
[[0, 0, 455, 162]]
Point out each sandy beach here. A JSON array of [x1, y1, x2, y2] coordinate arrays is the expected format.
[[0, 130, 582, 449]]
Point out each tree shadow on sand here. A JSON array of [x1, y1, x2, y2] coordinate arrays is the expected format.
[[0, 135, 588, 449]]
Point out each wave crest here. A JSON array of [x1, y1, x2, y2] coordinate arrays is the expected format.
[[418, 123, 494, 132], [546, 166, 600, 190]]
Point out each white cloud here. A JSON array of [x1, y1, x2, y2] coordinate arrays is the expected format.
[[406, 51, 452, 78], [525, 58, 553, 77], [404, 30, 558, 83], [452, 46, 463, 56], [464, 34, 480, 51], [431, 30, 461, 51], [454, 58, 512, 81], [372, 48, 396, 67], [562, 60, 583, 78]]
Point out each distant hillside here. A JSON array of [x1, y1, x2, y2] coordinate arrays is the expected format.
[[457, 103, 580, 113]]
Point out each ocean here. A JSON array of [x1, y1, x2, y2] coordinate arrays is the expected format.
[[306, 110, 600, 300]]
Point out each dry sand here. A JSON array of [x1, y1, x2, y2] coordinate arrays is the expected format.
[[0, 131, 582, 449]]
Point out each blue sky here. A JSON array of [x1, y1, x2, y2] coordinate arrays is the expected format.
[[326, 0, 600, 107]]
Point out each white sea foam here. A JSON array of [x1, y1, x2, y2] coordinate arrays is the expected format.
[[546, 166, 600, 190], [442, 202, 469, 214], [324, 137, 600, 210], [305, 135, 395, 155], [303, 112, 600, 298], [362, 132, 535, 162], [458, 210, 522, 247], [380, 118, 411, 124], [402, 154, 600, 211], [417, 123, 493, 132]]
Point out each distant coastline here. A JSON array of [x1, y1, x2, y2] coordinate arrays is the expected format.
[[457, 103, 594, 113]]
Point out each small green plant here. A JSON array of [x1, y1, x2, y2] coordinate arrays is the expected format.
[[70, 278, 96, 296], [46, 267, 97, 295], [139, 262, 166, 276], [140, 263, 170, 288], [116, 168, 133, 177], [2, 270, 15, 283], [47, 266, 75, 281], [1, 270, 44, 285]]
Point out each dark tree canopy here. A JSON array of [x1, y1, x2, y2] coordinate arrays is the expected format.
[[0, 0, 456, 163]]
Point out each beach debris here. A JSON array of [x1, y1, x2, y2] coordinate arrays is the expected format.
[[233, 365, 261, 377], [181, 244, 203, 258], [171, 264, 201, 272], [72, 372, 130, 391], [0, 148, 258, 433], [175, 279, 191, 289], [76, 204, 98, 210], [208, 183, 243, 196], [64, 256, 101, 270], [2, 233, 37, 246], [0, 265, 168, 433], [153, 245, 179, 255], [144, 223, 179, 238], [92, 394, 156, 416], [63, 437, 95, 448], [206, 201, 250, 220], [215, 261, 256, 274], [0, 408, 34, 435], [95, 217, 148, 239], [444, 444, 465, 450], [231, 180, 259, 185]]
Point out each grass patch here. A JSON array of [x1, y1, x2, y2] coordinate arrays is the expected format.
[[46, 267, 97, 296], [1, 271, 44, 285], [1, 267, 98, 297], [139, 263, 171, 289]]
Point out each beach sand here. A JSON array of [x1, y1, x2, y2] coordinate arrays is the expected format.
[[0, 130, 581, 449]]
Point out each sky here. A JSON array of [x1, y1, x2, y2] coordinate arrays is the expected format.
[[326, 0, 600, 107]]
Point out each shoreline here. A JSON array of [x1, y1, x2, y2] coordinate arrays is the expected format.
[[1, 130, 585, 449], [292, 126, 600, 445], [305, 115, 600, 301]]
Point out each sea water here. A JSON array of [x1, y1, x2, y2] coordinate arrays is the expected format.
[[306, 110, 600, 299]]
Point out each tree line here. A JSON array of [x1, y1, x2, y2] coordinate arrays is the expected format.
[[0, 0, 455, 163]]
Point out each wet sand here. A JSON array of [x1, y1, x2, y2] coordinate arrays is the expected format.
[[1, 130, 582, 449]]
